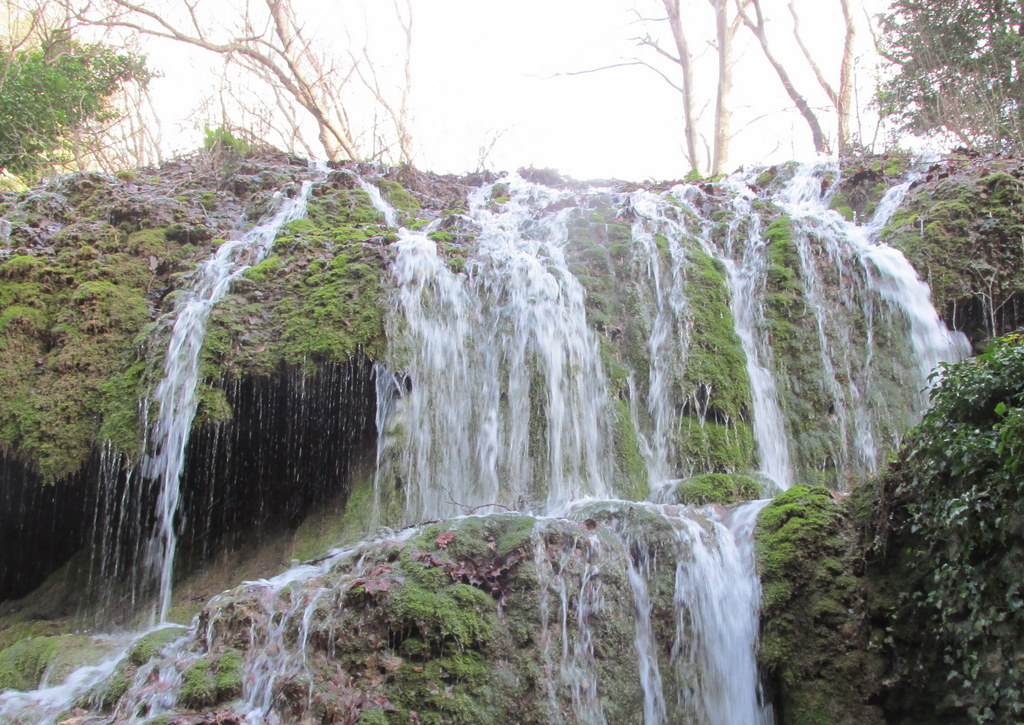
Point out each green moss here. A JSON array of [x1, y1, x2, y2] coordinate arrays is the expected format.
[[193, 383, 232, 426], [389, 652, 497, 724], [0, 635, 61, 691], [180, 657, 214, 708], [880, 166, 1024, 341], [213, 649, 243, 701], [446, 255, 466, 275], [90, 667, 131, 711], [756, 485, 881, 723], [0, 268, 152, 479], [96, 358, 148, 457], [0, 255, 43, 279], [829, 196, 855, 222], [681, 250, 752, 422], [374, 178, 420, 219], [673, 249, 755, 474], [198, 190, 219, 211], [883, 156, 910, 177], [203, 185, 388, 379], [673, 472, 760, 505], [126, 227, 167, 257], [612, 398, 647, 500], [128, 627, 187, 666], [388, 577, 496, 653]]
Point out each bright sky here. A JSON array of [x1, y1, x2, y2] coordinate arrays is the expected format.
[[136, 0, 894, 181]]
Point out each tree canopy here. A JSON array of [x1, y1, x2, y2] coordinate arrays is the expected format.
[[0, 33, 148, 181], [878, 0, 1024, 154]]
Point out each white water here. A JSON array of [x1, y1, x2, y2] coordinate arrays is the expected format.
[[0, 627, 185, 725], [777, 163, 968, 475], [534, 500, 769, 725], [357, 176, 398, 228], [705, 181, 794, 490], [535, 529, 610, 725], [377, 175, 613, 522], [0, 650, 125, 724], [143, 176, 318, 623], [675, 500, 771, 724], [631, 182, 795, 491], [629, 191, 689, 488]]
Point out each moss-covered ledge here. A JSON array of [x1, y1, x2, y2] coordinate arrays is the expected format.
[[200, 179, 391, 382], [0, 152, 314, 480]]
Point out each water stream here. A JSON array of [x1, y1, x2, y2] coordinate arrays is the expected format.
[[375, 175, 613, 522], [143, 175, 318, 622]]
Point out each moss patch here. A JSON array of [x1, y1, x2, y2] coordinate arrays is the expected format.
[[674, 249, 754, 475], [672, 472, 760, 505], [204, 185, 389, 378], [756, 486, 884, 724]]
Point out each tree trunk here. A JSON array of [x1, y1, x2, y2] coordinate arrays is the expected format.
[[662, 0, 703, 173], [836, 0, 855, 154], [710, 0, 736, 175]]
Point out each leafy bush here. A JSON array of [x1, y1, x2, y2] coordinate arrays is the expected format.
[[0, 34, 148, 181], [871, 333, 1024, 722]]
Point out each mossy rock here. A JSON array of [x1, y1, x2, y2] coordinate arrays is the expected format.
[[203, 185, 388, 379], [128, 626, 188, 666], [0, 635, 62, 690], [179, 649, 243, 709], [755, 485, 884, 724], [672, 473, 760, 505]]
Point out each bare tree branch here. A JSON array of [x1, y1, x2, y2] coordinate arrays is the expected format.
[[736, 0, 830, 154], [62, 0, 419, 162]]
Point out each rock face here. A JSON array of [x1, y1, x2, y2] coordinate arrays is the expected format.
[[3, 502, 766, 724], [0, 150, 1021, 724]]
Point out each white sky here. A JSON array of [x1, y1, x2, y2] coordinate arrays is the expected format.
[[135, 0, 895, 181]]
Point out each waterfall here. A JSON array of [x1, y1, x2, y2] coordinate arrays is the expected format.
[[142, 176, 318, 622], [375, 174, 613, 522], [670, 500, 771, 724], [702, 182, 794, 491], [628, 191, 689, 489], [776, 163, 968, 478], [631, 182, 795, 491], [1, 160, 975, 724]]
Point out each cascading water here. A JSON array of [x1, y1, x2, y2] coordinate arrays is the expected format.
[[700, 181, 795, 491], [628, 191, 690, 489], [375, 175, 613, 522], [776, 163, 968, 477], [630, 182, 795, 491], [143, 175, 318, 622], [670, 501, 771, 724]]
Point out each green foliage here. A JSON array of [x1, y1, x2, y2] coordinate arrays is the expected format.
[[867, 334, 1024, 721], [0, 35, 149, 181], [203, 126, 251, 158], [877, 1, 1024, 153]]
